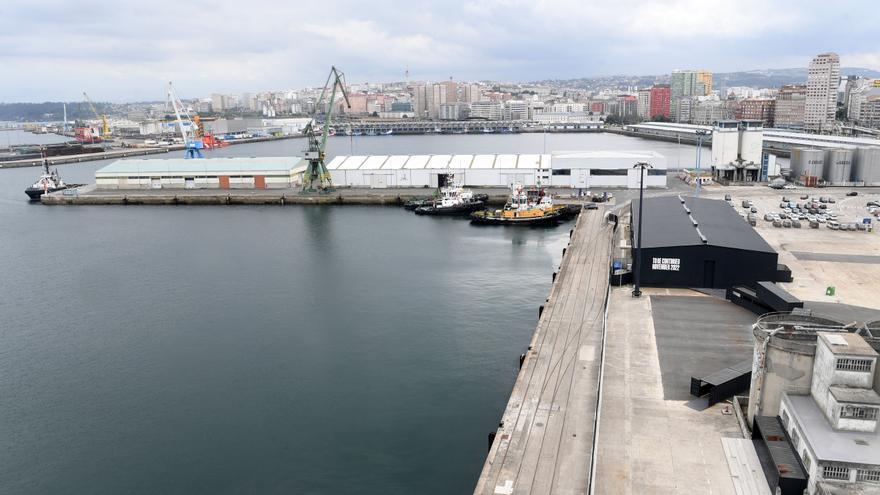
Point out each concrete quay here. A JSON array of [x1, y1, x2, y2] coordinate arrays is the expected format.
[[474, 209, 613, 495], [40, 185, 518, 206], [38, 185, 606, 207], [0, 147, 171, 168]]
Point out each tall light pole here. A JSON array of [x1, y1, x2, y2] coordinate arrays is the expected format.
[[694, 129, 710, 197], [632, 161, 652, 298]]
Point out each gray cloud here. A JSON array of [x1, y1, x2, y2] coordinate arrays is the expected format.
[[0, 0, 877, 101]]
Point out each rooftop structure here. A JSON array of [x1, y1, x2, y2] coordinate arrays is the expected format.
[[778, 331, 879, 494]]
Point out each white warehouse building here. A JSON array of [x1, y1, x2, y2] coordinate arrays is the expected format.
[[326, 151, 666, 189]]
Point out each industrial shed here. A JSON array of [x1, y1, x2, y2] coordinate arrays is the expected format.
[[631, 196, 787, 289], [95, 157, 306, 190], [326, 151, 666, 189]]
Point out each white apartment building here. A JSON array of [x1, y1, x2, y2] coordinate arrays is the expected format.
[[469, 101, 503, 120], [637, 89, 652, 120], [848, 82, 880, 128], [804, 53, 841, 132], [503, 100, 528, 120], [777, 332, 879, 495]]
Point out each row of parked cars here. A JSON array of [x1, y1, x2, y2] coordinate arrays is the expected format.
[[766, 196, 869, 231]]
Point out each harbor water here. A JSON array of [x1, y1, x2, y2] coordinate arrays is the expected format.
[[1, 132, 695, 494]]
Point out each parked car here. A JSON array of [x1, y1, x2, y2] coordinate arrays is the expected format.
[[846, 191, 858, 196]]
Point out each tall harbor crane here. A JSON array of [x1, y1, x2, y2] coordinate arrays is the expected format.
[[167, 82, 204, 159], [302, 66, 351, 192], [82, 92, 110, 139]]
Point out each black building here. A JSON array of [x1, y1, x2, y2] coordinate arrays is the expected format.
[[631, 196, 788, 289]]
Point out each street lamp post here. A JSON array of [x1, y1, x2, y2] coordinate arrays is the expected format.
[[632, 161, 652, 298], [694, 129, 710, 197]]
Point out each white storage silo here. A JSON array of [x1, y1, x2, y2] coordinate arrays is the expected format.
[[790, 148, 825, 179], [853, 147, 880, 185], [824, 149, 854, 185]]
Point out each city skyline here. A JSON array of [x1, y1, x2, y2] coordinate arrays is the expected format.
[[1, 0, 878, 102]]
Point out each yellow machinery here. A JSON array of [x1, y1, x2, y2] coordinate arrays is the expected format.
[[82, 91, 110, 139]]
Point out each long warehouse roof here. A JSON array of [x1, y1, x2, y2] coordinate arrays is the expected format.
[[326, 152, 664, 170], [97, 157, 304, 175]]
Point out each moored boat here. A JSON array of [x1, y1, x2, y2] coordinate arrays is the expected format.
[[24, 155, 81, 201], [470, 184, 570, 226], [414, 178, 485, 216]]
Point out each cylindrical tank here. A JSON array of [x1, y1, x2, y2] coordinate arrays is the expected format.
[[853, 147, 880, 185], [790, 148, 825, 180], [747, 312, 845, 426], [824, 148, 854, 185]]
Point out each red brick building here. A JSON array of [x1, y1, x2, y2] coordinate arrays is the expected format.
[[736, 98, 775, 127], [649, 85, 671, 118]]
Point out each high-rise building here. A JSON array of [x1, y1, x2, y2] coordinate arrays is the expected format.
[[804, 52, 840, 132], [649, 85, 671, 119], [637, 89, 652, 119], [616, 95, 638, 119], [696, 70, 713, 95], [848, 83, 880, 128], [211, 93, 225, 112], [410, 84, 429, 119], [774, 84, 807, 130], [671, 70, 710, 121]]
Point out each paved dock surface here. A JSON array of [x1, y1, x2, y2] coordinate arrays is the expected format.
[[474, 209, 612, 495], [593, 288, 746, 495]]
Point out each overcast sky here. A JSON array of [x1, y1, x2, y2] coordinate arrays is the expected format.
[[1, 0, 877, 102]]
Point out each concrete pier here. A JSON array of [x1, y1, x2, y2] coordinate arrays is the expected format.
[[0, 147, 171, 168], [474, 209, 613, 495], [40, 185, 520, 206]]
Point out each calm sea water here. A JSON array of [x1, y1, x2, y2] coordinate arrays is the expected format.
[[0, 132, 687, 494]]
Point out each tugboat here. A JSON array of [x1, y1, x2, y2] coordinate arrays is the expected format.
[[24, 154, 80, 201], [470, 183, 569, 226], [414, 178, 485, 216]]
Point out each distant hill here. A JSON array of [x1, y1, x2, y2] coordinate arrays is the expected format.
[[713, 67, 880, 88], [0, 101, 116, 122]]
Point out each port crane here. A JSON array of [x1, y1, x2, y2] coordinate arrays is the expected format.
[[82, 92, 110, 139], [302, 66, 351, 192], [166, 82, 204, 158]]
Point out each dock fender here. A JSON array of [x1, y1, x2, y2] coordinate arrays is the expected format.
[[519, 353, 526, 369]]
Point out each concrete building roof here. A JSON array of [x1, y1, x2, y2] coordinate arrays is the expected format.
[[819, 332, 879, 357], [784, 393, 880, 465], [96, 157, 304, 175], [632, 195, 776, 253], [829, 386, 880, 405]]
